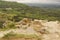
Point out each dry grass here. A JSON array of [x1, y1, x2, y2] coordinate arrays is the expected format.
[[0, 33, 41, 40]]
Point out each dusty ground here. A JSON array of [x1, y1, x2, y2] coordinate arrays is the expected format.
[[0, 19, 60, 40]]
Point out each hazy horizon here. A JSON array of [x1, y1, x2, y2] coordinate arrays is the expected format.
[[4, 0, 60, 4]]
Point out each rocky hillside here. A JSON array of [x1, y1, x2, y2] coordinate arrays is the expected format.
[[0, 0, 60, 40], [0, 18, 60, 40]]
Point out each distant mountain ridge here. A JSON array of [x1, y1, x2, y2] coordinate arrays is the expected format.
[[25, 3, 60, 8]]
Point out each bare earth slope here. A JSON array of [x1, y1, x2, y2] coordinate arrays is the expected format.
[[0, 18, 60, 40]]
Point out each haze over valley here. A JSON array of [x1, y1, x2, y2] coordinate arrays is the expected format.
[[4, 0, 60, 8]]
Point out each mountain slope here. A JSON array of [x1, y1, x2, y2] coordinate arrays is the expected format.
[[0, 1, 60, 22]]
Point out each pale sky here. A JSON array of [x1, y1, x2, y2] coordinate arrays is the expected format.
[[4, 0, 60, 4]]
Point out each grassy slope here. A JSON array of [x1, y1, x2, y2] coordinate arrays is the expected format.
[[0, 1, 60, 21], [0, 1, 60, 29]]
